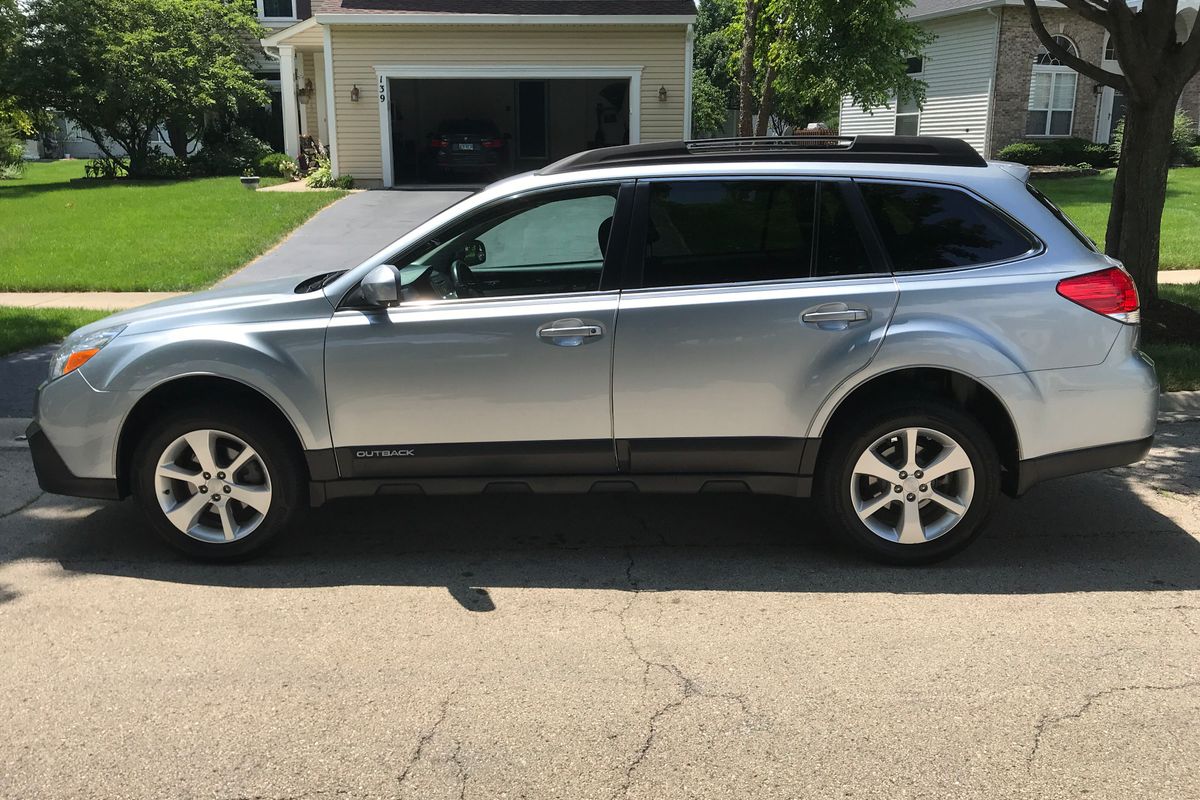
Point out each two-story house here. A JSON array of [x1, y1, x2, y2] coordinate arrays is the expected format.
[[839, 0, 1200, 158]]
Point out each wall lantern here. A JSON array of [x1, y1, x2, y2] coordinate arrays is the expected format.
[[658, 85, 669, 102], [297, 78, 314, 103], [350, 84, 361, 102]]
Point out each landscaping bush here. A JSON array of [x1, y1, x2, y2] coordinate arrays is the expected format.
[[142, 152, 190, 179], [84, 157, 128, 179], [305, 154, 354, 189], [995, 142, 1043, 165], [188, 127, 274, 176], [1191, 145, 1200, 167], [258, 152, 298, 179], [0, 125, 26, 180], [995, 137, 1111, 168], [1111, 112, 1199, 166]]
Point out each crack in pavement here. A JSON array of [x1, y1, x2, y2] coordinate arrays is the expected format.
[[609, 548, 753, 799], [397, 694, 452, 790], [0, 490, 44, 522], [1026, 679, 1200, 770], [449, 739, 468, 800]]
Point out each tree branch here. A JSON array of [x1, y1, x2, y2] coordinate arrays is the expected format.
[[1054, 0, 1114, 29], [1024, 0, 1130, 91]]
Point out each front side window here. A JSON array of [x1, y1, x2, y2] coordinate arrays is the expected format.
[[860, 182, 1035, 272], [1027, 35, 1078, 136], [641, 180, 817, 288], [399, 186, 618, 300], [259, 0, 296, 19]]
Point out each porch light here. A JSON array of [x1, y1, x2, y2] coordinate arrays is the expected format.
[[658, 85, 668, 102], [350, 85, 360, 102]]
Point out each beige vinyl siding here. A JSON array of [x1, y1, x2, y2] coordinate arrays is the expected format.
[[300, 51, 319, 137], [328, 24, 688, 181], [839, 11, 1000, 155]]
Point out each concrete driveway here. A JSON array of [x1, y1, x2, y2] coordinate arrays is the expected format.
[[220, 190, 470, 286], [1, 417, 1198, 798]]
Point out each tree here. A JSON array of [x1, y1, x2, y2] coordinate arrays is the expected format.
[[1023, 1, 1200, 304], [692, 0, 738, 135], [13, 0, 267, 175], [692, 69, 729, 136], [732, 0, 931, 137]]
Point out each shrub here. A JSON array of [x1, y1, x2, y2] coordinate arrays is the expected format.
[[142, 152, 189, 179], [1191, 145, 1200, 167], [1111, 112, 1199, 166], [84, 157, 128, 179], [0, 125, 26, 180], [995, 141, 1043, 165], [188, 127, 274, 176], [258, 152, 298, 179], [305, 154, 354, 189]]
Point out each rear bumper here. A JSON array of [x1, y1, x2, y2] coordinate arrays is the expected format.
[[26, 421, 122, 500], [1012, 434, 1154, 495]]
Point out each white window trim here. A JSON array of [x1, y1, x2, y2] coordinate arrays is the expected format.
[[373, 64, 643, 188], [257, 0, 298, 22], [1027, 67, 1077, 138]]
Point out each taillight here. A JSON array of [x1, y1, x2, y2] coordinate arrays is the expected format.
[[430, 138, 447, 149], [482, 139, 504, 149], [1056, 267, 1140, 324]]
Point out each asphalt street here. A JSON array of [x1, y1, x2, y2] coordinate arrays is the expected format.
[[1, 413, 1198, 799]]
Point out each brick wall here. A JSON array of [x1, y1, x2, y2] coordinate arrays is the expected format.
[[990, 6, 1106, 155], [990, 6, 1200, 154]]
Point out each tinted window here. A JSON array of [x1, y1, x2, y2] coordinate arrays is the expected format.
[[860, 183, 1034, 272], [815, 183, 874, 277], [642, 181, 816, 288]]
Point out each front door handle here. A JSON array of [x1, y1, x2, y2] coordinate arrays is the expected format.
[[537, 318, 604, 347], [802, 309, 870, 324]]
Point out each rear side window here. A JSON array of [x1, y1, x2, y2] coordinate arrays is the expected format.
[[642, 180, 816, 287], [860, 182, 1035, 272], [1027, 182, 1098, 251], [815, 182, 874, 277]]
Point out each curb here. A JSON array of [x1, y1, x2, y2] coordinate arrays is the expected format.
[[1160, 390, 1200, 418]]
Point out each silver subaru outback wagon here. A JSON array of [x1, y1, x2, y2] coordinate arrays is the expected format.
[[27, 136, 1158, 564]]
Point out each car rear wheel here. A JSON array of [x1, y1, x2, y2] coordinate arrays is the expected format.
[[131, 409, 304, 560], [816, 402, 1000, 564]]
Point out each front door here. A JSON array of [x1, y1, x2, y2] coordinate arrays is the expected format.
[[325, 182, 630, 478], [612, 178, 898, 474]]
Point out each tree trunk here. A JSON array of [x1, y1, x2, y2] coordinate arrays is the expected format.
[[165, 117, 191, 160], [736, 0, 758, 137], [1105, 95, 1180, 305], [754, 61, 776, 137]]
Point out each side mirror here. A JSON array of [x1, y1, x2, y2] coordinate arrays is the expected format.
[[360, 264, 401, 307], [458, 240, 487, 267]]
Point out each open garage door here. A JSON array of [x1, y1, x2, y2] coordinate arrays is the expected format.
[[380, 72, 636, 186]]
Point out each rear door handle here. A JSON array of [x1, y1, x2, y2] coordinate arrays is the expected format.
[[539, 325, 603, 338], [801, 309, 870, 324]]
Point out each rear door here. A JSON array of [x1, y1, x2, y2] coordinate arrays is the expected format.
[[611, 177, 898, 475]]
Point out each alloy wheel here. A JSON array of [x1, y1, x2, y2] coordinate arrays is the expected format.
[[849, 426, 975, 545], [154, 429, 273, 544]]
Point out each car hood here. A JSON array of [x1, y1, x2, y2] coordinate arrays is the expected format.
[[75, 275, 336, 338]]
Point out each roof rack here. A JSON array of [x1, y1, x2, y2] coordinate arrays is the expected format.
[[539, 135, 987, 174]]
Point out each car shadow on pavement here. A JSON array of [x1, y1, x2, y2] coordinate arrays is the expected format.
[[7, 453, 1200, 608]]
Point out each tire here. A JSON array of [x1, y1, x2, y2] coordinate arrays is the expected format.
[[815, 401, 1000, 565], [130, 407, 305, 561]]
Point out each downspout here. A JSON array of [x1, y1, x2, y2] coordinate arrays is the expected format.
[[683, 23, 695, 140]]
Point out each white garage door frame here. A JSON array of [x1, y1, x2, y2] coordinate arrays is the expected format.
[[374, 64, 644, 188]]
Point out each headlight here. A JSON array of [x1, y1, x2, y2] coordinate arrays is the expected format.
[[48, 325, 125, 382]]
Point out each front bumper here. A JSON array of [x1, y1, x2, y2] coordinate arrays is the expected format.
[[26, 421, 122, 500]]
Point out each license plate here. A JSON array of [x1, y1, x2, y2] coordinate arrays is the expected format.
[[453, 143, 477, 152]]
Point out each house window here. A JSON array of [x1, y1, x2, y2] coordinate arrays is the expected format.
[[895, 95, 921, 136], [1103, 35, 1117, 62], [1026, 35, 1078, 136], [258, 0, 296, 19], [905, 56, 924, 75]]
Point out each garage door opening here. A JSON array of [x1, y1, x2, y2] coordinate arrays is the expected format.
[[386, 77, 633, 185]]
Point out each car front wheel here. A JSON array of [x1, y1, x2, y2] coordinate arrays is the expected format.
[[816, 402, 1000, 564], [131, 409, 304, 560]]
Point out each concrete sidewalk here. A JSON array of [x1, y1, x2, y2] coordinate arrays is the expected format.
[[1161, 269, 1200, 284], [0, 291, 183, 310]]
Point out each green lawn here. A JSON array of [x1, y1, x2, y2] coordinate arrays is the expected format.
[[1146, 283, 1200, 392], [0, 161, 346, 291], [0, 307, 114, 356], [1035, 168, 1200, 270]]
